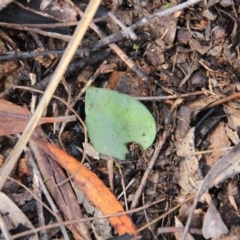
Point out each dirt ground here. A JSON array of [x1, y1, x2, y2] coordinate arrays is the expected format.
[[0, 0, 240, 239]]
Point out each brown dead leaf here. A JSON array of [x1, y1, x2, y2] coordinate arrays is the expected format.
[[0, 192, 38, 240], [177, 29, 192, 44], [174, 216, 194, 240], [29, 130, 91, 240], [175, 128, 203, 193], [188, 95, 221, 117], [205, 122, 230, 166], [31, 137, 137, 236], [201, 193, 228, 239], [224, 104, 240, 130], [183, 142, 240, 239], [189, 38, 210, 55], [0, 99, 76, 135]]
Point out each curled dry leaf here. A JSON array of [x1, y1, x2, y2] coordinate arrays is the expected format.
[[33, 138, 138, 236]]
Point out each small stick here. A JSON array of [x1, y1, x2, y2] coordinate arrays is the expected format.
[[136, 91, 204, 100]]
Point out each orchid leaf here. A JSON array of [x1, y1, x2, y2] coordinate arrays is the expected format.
[[85, 87, 156, 160]]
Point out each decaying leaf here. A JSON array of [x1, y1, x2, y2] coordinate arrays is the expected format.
[[29, 129, 91, 240], [201, 193, 228, 239], [174, 216, 194, 240], [189, 39, 210, 55], [0, 99, 76, 135], [83, 143, 99, 160], [225, 125, 239, 144], [175, 128, 203, 193], [224, 104, 240, 131], [204, 122, 230, 166], [32, 137, 138, 236], [93, 208, 112, 239], [0, 192, 38, 240], [0, 0, 13, 10], [188, 95, 221, 117], [183, 142, 240, 239]]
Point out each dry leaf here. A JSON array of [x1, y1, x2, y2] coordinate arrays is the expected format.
[[29, 131, 91, 240], [93, 208, 112, 239], [224, 105, 240, 130], [188, 95, 220, 117], [189, 39, 210, 55], [32, 137, 137, 236], [183, 142, 240, 239], [201, 193, 228, 239], [175, 128, 203, 193], [0, 192, 38, 240], [225, 125, 239, 144], [83, 143, 99, 160], [174, 216, 194, 240], [205, 122, 230, 166], [0, 0, 13, 10], [0, 99, 76, 135]]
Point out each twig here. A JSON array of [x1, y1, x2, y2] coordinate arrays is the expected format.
[[136, 193, 196, 234], [157, 227, 202, 235], [136, 91, 204, 101], [0, 0, 101, 190], [33, 169, 48, 240], [108, 12, 137, 40]]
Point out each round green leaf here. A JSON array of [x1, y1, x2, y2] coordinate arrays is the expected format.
[[85, 87, 156, 160]]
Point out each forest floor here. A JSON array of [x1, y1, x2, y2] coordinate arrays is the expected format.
[[0, 0, 240, 239]]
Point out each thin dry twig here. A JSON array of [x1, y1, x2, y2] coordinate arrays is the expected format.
[[136, 91, 204, 101]]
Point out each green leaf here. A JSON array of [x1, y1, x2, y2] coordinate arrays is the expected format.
[[85, 87, 156, 160]]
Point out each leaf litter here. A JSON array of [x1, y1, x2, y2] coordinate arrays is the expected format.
[[0, 0, 240, 239]]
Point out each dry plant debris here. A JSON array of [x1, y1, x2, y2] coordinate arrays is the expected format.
[[0, 0, 240, 239]]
